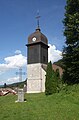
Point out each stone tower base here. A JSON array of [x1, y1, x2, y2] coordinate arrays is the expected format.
[[27, 63, 46, 93]]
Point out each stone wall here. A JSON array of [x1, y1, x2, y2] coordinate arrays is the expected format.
[[27, 63, 46, 93]]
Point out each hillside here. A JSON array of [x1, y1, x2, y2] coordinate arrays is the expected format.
[[0, 84, 79, 120]]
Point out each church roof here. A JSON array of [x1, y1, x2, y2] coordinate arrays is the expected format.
[[28, 28, 48, 45], [42, 64, 63, 78]]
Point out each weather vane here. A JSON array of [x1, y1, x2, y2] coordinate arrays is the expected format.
[[36, 10, 41, 28]]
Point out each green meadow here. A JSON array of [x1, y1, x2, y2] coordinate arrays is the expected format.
[[0, 85, 79, 120]]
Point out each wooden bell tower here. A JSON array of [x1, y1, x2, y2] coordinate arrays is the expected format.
[[26, 15, 49, 93]]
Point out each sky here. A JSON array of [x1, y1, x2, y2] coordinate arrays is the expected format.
[[0, 0, 66, 85]]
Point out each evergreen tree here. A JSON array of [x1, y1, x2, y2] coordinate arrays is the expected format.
[[63, 0, 79, 84], [45, 61, 53, 95], [4, 83, 7, 88], [51, 70, 58, 93], [45, 61, 61, 95], [55, 69, 62, 92]]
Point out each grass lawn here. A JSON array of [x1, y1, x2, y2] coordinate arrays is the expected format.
[[0, 85, 79, 120]]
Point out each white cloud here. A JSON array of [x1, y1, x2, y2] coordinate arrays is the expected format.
[[0, 53, 27, 73], [7, 76, 19, 83], [0, 76, 20, 85], [0, 46, 62, 85], [48, 44, 62, 63], [15, 50, 21, 54], [0, 46, 62, 74]]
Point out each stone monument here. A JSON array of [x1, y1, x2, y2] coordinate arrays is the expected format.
[[15, 68, 26, 102], [18, 89, 24, 102]]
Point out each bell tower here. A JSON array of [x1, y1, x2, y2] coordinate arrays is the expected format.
[[26, 15, 49, 93]]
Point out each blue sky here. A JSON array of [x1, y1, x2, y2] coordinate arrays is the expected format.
[[0, 0, 66, 85]]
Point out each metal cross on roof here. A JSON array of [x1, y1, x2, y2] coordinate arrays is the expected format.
[[36, 10, 41, 28], [16, 67, 26, 82]]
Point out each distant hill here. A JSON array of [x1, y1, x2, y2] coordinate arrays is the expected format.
[[0, 80, 27, 88]]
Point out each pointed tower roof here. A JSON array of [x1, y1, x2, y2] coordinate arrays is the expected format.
[[28, 13, 48, 45], [28, 28, 48, 45]]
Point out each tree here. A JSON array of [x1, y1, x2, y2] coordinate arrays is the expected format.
[[55, 69, 62, 92], [4, 83, 7, 88], [45, 61, 53, 95], [63, 0, 79, 84], [45, 61, 61, 95]]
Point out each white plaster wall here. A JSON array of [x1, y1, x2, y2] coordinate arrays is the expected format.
[[27, 80, 41, 93], [41, 68, 46, 92], [27, 63, 46, 93], [27, 63, 41, 80]]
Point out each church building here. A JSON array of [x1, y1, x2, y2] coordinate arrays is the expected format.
[[26, 17, 49, 93]]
